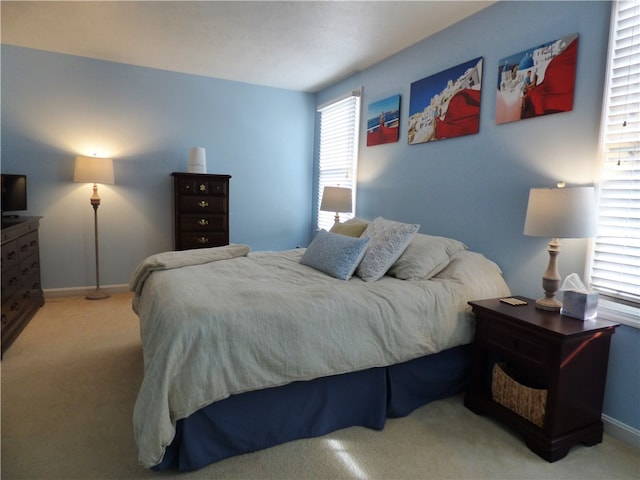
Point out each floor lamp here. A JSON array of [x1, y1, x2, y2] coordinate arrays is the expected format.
[[74, 155, 115, 300]]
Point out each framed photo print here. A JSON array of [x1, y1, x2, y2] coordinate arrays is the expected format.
[[496, 33, 579, 124], [408, 57, 483, 145], [367, 94, 400, 146]]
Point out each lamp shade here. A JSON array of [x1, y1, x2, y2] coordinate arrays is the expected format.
[[320, 186, 352, 213], [73, 156, 115, 185], [523, 186, 597, 238]]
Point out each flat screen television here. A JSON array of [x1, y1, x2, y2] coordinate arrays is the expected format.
[[1, 174, 28, 215]]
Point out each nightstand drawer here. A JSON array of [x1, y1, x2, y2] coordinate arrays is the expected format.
[[482, 323, 548, 369]]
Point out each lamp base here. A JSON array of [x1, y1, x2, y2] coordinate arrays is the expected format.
[[86, 289, 111, 300], [535, 296, 562, 311]]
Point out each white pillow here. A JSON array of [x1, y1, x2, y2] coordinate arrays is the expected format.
[[300, 230, 370, 280], [356, 217, 419, 282], [387, 233, 467, 280], [434, 251, 511, 299]]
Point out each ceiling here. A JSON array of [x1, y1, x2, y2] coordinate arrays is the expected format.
[[1, 1, 494, 92]]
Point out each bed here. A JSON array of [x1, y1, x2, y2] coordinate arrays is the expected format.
[[130, 218, 511, 471]]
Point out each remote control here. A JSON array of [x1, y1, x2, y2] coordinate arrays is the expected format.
[[499, 297, 528, 306]]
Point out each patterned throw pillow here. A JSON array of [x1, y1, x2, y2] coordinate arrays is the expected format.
[[300, 230, 370, 280], [356, 217, 419, 282]]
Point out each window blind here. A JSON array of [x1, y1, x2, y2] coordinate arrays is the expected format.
[[316, 90, 361, 231], [588, 1, 640, 305]]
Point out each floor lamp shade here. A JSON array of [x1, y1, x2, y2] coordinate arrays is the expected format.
[[73, 156, 115, 185], [74, 155, 114, 300], [320, 186, 353, 224], [523, 186, 597, 311]]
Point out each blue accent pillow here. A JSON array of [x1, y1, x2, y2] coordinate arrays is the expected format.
[[300, 230, 370, 280]]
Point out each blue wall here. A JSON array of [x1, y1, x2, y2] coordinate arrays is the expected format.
[[2, 1, 637, 436], [316, 1, 639, 434], [1, 46, 316, 289]]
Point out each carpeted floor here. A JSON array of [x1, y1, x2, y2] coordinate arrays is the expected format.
[[1, 293, 638, 480]]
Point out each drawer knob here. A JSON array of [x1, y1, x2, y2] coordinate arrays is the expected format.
[[199, 184, 207, 192], [197, 237, 209, 244], [198, 200, 209, 208], [198, 219, 209, 226]]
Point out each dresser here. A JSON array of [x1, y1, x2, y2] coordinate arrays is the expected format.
[[464, 297, 618, 462], [1, 216, 44, 356], [171, 173, 231, 250]]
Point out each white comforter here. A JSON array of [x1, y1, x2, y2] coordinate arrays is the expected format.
[[132, 247, 510, 468]]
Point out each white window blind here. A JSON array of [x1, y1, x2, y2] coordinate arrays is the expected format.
[[588, 0, 640, 306], [316, 90, 361, 231]]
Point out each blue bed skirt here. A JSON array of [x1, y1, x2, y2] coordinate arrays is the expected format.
[[154, 344, 472, 471]]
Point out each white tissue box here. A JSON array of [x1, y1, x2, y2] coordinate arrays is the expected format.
[[561, 290, 598, 320]]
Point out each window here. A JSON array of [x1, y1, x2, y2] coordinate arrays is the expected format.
[[316, 89, 361, 231], [588, 1, 640, 320]]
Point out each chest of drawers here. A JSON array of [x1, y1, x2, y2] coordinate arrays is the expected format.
[[1, 217, 44, 356], [171, 173, 231, 250]]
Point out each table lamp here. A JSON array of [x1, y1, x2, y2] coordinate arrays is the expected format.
[[320, 186, 352, 224], [523, 185, 597, 311]]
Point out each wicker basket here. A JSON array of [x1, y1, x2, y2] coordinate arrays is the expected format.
[[492, 363, 547, 427]]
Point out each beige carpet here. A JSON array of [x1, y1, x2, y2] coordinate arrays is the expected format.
[[1, 293, 638, 480]]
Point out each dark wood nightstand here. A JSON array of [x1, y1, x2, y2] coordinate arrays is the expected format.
[[464, 297, 619, 462]]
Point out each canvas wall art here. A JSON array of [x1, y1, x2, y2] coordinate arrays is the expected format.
[[496, 33, 579, 124], [408, 57, 483, 145], [367, 94, 400, 146]]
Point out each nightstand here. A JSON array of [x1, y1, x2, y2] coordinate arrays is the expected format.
[[464, 297, 619, 462]]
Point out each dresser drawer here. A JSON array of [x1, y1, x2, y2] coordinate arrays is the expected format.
[[179, 232, 228, 250], [17, 230, 39, 261], [177, 178, 228, 196], [1, 293, 22, 334], [179, 214, 227, 232], [481, 322, 548, 369], [19, 254, 40, 283], [2, 264, 20, 302], [2, 239, 18, 270], [1, 281, 43, 345], [178, 195, 227, 213]]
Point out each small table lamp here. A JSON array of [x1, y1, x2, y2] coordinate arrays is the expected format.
[[523, 185, 597, 311], [320, 186, 352, 224], [74, 155, 115, 300]]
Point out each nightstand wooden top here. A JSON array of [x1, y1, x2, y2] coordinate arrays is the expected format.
[[469, 297, 619, 337]]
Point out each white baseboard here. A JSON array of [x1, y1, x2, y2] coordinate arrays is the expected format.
[[603, 414, 640, 449], [44, 284, 130, 299]]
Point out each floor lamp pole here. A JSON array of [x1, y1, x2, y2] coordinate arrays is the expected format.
[[87, 183, 110, 300]]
